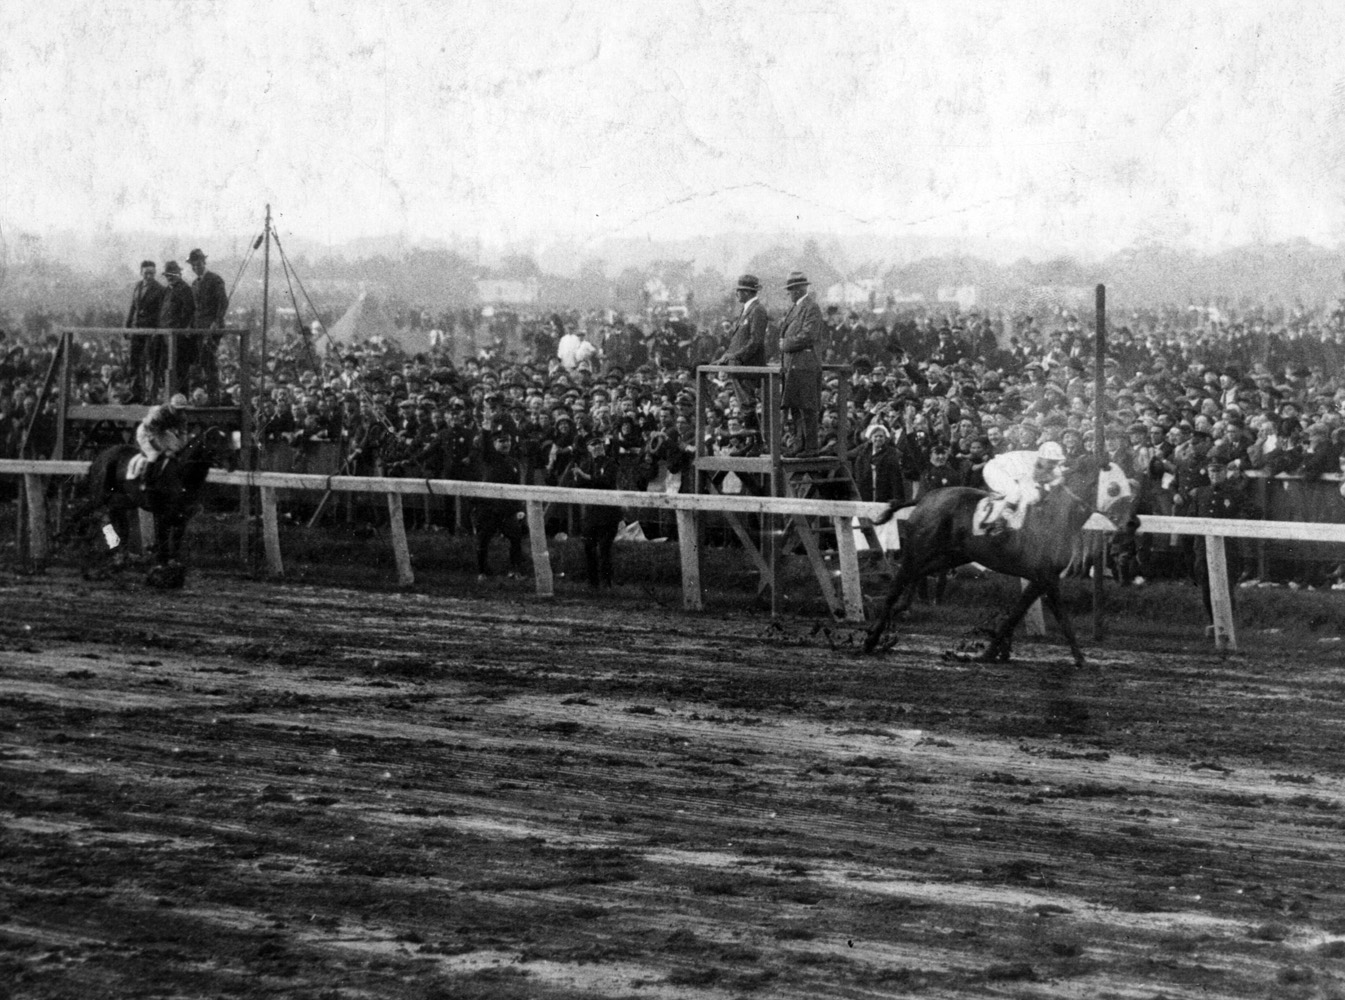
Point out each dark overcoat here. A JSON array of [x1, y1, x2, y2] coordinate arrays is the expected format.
[[777, 292, 823, 412]]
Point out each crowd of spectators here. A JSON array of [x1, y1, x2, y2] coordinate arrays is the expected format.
[[6, 294, 1345, 582]]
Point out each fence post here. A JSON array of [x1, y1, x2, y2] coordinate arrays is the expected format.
[[1255, 475, 1268, 581], [23, 474, 48, 560], [677, 508, 702, 610], [833, 515, 864, 621], [386, 493, 414, 586], [1205, 534, 1237, 652], [260, 486, 283, 578], [525, 500, 553, 597]]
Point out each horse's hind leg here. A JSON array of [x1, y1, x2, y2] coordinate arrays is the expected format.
[[980, 580, 1047, 663], [1040, 580, 1086, 668]]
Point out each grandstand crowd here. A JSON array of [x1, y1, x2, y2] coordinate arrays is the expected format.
[[5, 292, 1345, 583]]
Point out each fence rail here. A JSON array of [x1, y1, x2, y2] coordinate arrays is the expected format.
[[0, 458, 887, 619], [5, 458, 1340, 650]]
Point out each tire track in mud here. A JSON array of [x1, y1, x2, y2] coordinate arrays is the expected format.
[[4, 572, 1345, 997]]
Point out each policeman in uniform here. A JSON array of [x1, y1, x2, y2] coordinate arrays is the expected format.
[[1191, 458, 1261, 630]]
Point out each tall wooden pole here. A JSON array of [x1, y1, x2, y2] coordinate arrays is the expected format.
[[260, 205, 271, 384], [1093, 284, 1107, 639]]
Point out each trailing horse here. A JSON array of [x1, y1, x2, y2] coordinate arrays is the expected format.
[[60, 427, 231, 588], [862, 459, 1134, 666]]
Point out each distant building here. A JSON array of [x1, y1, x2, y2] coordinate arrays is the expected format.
[[643, 277, 690, 306], [1031, 285, 1093, 309], [936, 285, 978, 310], [823, 279, 882, 307], [476, 277, 540, 305]]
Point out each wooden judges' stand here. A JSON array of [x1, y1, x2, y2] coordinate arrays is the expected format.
[[43, 327, 254, 557], [693, 363, 887, 620]]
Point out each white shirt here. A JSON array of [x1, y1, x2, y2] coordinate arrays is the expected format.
[[558, 333, 597, 370]]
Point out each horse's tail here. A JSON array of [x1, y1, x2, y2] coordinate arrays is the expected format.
[[874, 499, 918, 526]]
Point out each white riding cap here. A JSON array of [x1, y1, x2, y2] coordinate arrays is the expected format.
[[1036, 441, 1065, 462]]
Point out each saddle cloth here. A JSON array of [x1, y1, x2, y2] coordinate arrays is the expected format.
[[972, 494, 1027, 535], [127, 454, 149, 481]]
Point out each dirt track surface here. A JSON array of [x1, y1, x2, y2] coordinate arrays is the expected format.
[[3, 571, 1345, 999]]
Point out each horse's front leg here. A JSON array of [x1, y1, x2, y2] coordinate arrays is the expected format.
[[1040, 580, 1086, 669], [863, 562, 915, 654], [109, 509, 136, 568], [154, 513, 179, 565], [168, 516, 189, 565], [862, 587, 899, 654], [980, 579, 1047, 662]]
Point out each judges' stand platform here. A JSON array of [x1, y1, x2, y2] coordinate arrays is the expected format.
[[693, 363, 888, 619], [42, 327, 253, 461]]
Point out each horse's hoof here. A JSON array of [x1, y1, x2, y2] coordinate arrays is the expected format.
[[145, 564, 187, 589]]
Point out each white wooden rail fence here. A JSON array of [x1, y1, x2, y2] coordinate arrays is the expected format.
[[0, 460, 887, 621], [6, 458, 1343, 650]]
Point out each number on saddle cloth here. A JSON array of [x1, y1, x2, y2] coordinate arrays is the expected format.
[[973, 494, 1013, 536]]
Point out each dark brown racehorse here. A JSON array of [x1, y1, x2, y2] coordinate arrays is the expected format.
[[60, 427, 229, 587], [862, 459, 1134, 666]]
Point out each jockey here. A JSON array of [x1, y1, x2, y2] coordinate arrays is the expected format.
[[134, 394, 188, 484], [979, 440, 1067, 534]]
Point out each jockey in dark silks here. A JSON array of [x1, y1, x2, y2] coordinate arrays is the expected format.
[[135, 395, 187, 487]]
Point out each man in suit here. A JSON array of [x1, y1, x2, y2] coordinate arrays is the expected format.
[[777, 270, 823, 456], [158, 261, 196, 400], [124, 259, 165, 402], [713, 273, 769, 415], [188, 248, 229, 400]]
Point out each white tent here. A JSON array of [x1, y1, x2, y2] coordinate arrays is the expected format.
[[327, 292, 434, 357]]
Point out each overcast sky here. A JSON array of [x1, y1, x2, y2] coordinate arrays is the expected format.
[[3, 0, 1344, 262]]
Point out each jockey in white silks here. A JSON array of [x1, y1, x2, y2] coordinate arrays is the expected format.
[[130, 395, 187, 483], [979, 441, 1066, 534]]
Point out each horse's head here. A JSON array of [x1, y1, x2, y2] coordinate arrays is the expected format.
[[1062, 457, 1135, 528], [174, 426, 232, 492]]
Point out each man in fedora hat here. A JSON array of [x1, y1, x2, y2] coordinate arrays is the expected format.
[[713, 273, 769, 411], [124, 259, 165, 402], [188, 248, 228, 400], [778, 270, 824, 456], [157, 261, 196, 400]]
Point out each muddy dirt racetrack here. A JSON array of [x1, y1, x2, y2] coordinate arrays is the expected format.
[[4, 570, 1345, 1000]]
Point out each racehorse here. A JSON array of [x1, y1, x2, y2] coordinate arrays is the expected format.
[[60, 427, 230, 587], [861, 459, 1135, 666]]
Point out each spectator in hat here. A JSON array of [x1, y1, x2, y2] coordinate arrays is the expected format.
[[474, 428, 527, 579], [1299, 421, 1340, 480], [158, 261, 196, 398], [713, 273, 769, 413], [853, 422, 908, 504], [571, 434, 622, 588], [187, 249, 228, 400], [1191, 456, 1261, 631], [920, 442, 961, 493], [339, 354, 362, 390], [124, 259, 165, 402], [778, 270, 824, 456]]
